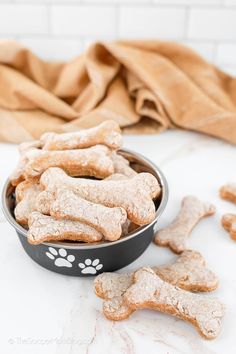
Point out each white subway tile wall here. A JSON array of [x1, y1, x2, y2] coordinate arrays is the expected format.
[[0, 0, 235, 75]]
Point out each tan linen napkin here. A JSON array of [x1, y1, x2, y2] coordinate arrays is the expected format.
[[0, 39, 236, 144]]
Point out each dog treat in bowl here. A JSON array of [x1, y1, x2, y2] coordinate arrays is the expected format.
[[28, 212, 103, 245], [10, 154, 30, 187], [10, 120, 122, 186], [24, 145, 114, 182], [10, 143, 41, 187], [47, 189, 127, 241], [37, 168, 160, 226], [40, 120, 122, 151], [14, 181, 42, 226], [154, 196, 215, 254]]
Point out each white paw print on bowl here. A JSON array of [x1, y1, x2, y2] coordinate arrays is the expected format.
[[78, 259, 103, 274], [46, 247, 75, 268]]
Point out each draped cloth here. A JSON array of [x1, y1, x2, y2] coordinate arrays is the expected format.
[[0, 40, 236, 144]]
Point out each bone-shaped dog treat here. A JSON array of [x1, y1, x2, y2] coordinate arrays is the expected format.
[[40, 120, 122, 151], [10, 154, 28, 186], [10, 145, 40, 186], [124, 267, 224, 339], [221, 213, 236, 240], [14, 181, 42, 226], [24, 145, 114, 182], [94, 250, 219, 321], [220, 183, 236, 204], [28, 212, 103, 245], [154, 196, 216, 254], [38, 167, 160, 225], [49, 189, 127, 241], [155, 249, 218, 292], [111, 152, 137, 177]]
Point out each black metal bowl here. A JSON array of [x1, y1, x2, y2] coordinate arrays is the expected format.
[[1, 149, 168, 276]]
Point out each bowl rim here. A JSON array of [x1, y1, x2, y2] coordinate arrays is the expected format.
[[1, 148, 168, 250]]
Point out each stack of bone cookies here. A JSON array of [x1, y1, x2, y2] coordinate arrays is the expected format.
[[94, 196, 225, 339], [11, 120, 161, 245]]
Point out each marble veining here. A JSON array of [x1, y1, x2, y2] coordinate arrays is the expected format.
[[0, 130, 235, 354]]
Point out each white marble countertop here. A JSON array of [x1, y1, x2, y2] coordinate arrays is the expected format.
[[1, 130, 236, 354]]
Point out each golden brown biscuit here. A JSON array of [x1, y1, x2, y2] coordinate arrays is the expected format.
[[24, 145, 114, 182], [10, 143, 40, 186], [37, 167, 161, 225], [28, 212, 103, 245], [40, 120, 122, 150], [124, 267, 224, 340], [94, 250, 219, 321], [154, 196, 215, 254], [10, 155, 28, 186], [48, 189, 127, 241], [14, 181, 42, 226]]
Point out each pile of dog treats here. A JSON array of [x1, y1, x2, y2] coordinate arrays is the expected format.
[[11, 120, 236, 341], [94, 195, 228, 340], [10, 120, 161, 245]]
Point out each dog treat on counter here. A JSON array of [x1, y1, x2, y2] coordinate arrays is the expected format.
[[155, 250, 218, 292], [222, 213, 236, 240], [94, 250, 219, 321], [14, 181, 42, 226], [47, 189, 127, 241], [124, 267, 224, 340], [24, 145, 114, 182], [28, 212, 103, 245], [154, 196, 215, 254], [38, 167, 160, 225], [111, 152, 137, 177], [40, 120, 122, 151], [220, 183, 236, 204]]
